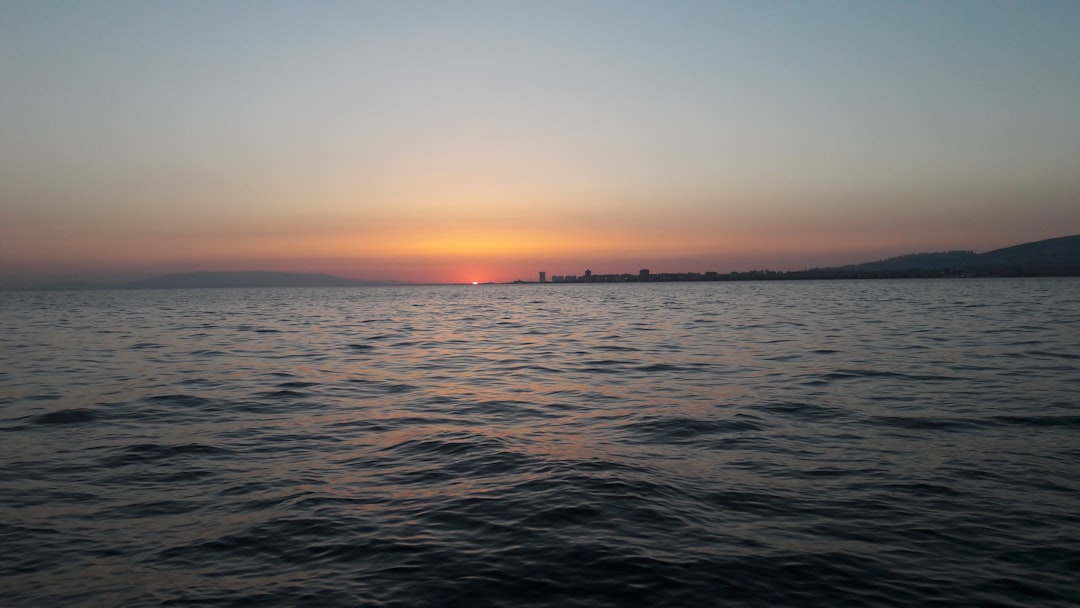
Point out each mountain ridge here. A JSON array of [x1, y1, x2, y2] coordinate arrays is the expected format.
[[820, 234, 1080, 278], [30, 271, 407, 291], [120, 270, 407, 289]]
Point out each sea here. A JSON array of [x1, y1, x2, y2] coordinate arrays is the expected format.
[[1, 278, 1078, 607]]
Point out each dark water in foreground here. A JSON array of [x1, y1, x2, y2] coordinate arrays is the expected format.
[[2, 279, 1079, 607]]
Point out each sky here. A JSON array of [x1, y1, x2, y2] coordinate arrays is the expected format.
[[2, 1, 1079, 286]]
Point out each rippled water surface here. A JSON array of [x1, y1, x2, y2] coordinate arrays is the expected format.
[[2, 279, 1079, 607]]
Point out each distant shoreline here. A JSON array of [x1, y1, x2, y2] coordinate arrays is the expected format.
[[15, 273, 1079, 292], [509, 273, 1080, 284], [11, 234, 1079, 291], [515, 234, 1080, 284]]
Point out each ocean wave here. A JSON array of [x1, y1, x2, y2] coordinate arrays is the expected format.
[[2, 280, 1078, 607]]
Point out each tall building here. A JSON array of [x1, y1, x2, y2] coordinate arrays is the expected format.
[[539, 271, 546, 283]]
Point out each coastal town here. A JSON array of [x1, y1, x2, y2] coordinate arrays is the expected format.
[[511, 235, 1080, 283]]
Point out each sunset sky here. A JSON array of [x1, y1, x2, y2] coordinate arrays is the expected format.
[[2, 1, 1079, 286]]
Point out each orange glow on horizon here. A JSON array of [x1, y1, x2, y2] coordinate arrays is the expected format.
[[6, 190, 1066, 287]]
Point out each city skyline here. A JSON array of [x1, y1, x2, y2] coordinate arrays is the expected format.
[[3, 2, 1079, 288]]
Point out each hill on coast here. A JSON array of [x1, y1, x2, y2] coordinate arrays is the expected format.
[[811, 234, 1080, 278], [120, 271, 407, 289], [31, 271, 407, 290]]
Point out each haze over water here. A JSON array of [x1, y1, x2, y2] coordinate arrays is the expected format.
[[2, 279, 1078, 607]]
